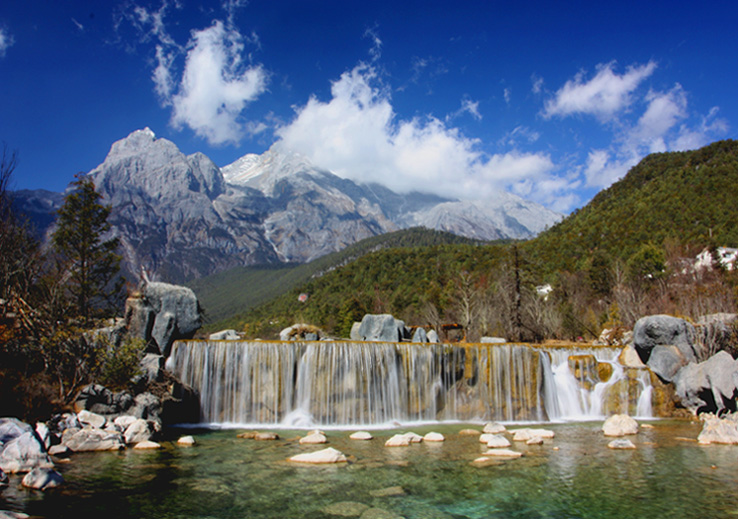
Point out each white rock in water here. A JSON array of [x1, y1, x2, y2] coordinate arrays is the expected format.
[[349, 431, 373, 440], [289, 447, 347, 464], [486, 435, 511, 448], [526, 437, 544, 445], [697, 414, 738, 445], [511, 428, 554, 441], [21, 468, 64, 490], [608, 439, 636, 449], [483, 448, 523, 458], [401, 432, 423, 443], [177, 436, 196, 446], [385, 434, 411, 447], [602, 415, 639, 437], [423, 432, 445, 442], [299, 432, 327, 444], [483, 422, 507, 434], [133, 441, 161, 450]]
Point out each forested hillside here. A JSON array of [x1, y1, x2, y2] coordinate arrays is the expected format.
[[208, 141, 738, 342]]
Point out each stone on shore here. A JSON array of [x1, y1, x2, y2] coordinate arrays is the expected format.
[[123, 418, 156, 444], [21, 468, 64, 490], [423, 432, 444, 442], [0, 418, 54, 473], [526, 436, 544, 445], [608, 439, 636, 450], [300, 432, 327, 444], [602, 415, 639, 437], [349, 431, 373, 440], [401, 432, 423, 443], [697, 414, 738, 445], [63, 427, 125, 452], [289, 447, 347, 464], [48, 445, 71, 458]]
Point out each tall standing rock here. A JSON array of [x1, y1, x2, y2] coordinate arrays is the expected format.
[[125, 281, 202, 357]]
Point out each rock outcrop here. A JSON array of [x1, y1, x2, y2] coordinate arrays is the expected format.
[[0, 418, 54, 474], [633, 315, 698, 369], [673, 351, 738, 414], [351, 314, 410, 342]]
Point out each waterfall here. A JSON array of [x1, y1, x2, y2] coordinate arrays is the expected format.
[[166, 340, 654, 427]]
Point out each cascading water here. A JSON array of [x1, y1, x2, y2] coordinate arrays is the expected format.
[[166, 340, 655, 427]]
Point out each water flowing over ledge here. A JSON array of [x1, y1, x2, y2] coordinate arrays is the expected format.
[[166, 340, 656, 427]]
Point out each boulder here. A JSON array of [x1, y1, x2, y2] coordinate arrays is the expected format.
[[77, 410, 106, 429], [0, 418, 54, 473], [426, 330, 440, 343], [123, 419, 155, 444], [608, 439, 636, 450], [74, 384, 134, 416], [21, 468, 64, 490], [349, 431, 373, 440], [114, 415, 138, 431], [134, 354, 166, 386], [401, 432, 423, 443], [48, 445, 71, 458], [279, 324, 323, 341], [411, 328, 428, 343], [697, 414, 738, 445], [209, 329, 240, 340], [486, 435, 511, 449], [131, 392, 162, 422], [384, 434, 411, 447], [34, 422, 54, 450], [633, 315, 697, 364], [483, 422, 507, 434], [480, 337, 506, 344], [354, 314, 409, 342], [289, 447, 347, 464], [177, 436, 196, 446], [602, 414, 639, 437], [0, 512, 29, 519], [423, 432, 444, 442], [673, 351, 738, 414], [526, 437, 544, 445], [133, 441, 161, 450], [62, 428, 125, 452], [618, 345, 647, 369], [126, 282, 202, 357], [299, 432, 327, 444], [511, 428, 554, 441], [647, 345, 687, 382]]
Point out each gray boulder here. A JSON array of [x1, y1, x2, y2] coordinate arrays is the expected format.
[[674, 351, 738, 414], [647, 345, 687, 382], [354, 314, 409, 342], [136, 354, 166, 385], [427, 329, 440, 343], [131, 393, 163, 422], [74, 384, 134, 416], [123, 419, 156, 444], [209, 329, 240, 340], [0, 418, 53, 474], [21, 467, 64, 490], [412, 328, 428, 343], [62, 428, 125, 452], [126, 281, 202, 356], [633, 314, 698, 364]]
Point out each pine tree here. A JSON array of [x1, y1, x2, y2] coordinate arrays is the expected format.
[[52, 174, 123, 324]]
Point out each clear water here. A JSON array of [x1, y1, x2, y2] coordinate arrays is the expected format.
[[3, 421, 738, 518]]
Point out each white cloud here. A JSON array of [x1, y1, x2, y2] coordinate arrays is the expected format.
[[447, 97, 482, 122], [543, 61, 657, 121], [503, 87, 511, 105], [170, 21, 268, 145], [0, 27, 14, 58], [277, 64, 554, 201]]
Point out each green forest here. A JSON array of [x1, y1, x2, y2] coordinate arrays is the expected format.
[[202, 140, 738, 342]]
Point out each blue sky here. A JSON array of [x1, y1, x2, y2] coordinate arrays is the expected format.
[[1, 1, 735, 212]]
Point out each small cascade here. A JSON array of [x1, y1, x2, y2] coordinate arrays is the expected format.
[[166, 340, 655, 427], [544, 347, 654, 421]]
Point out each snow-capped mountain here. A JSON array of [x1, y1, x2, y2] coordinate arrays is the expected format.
[[15, 129, 562, 282]]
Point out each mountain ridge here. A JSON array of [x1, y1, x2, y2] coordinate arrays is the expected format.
[[12, 128, 562, 283]]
